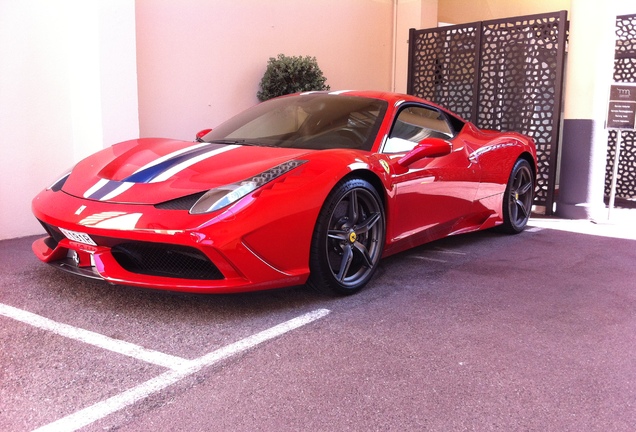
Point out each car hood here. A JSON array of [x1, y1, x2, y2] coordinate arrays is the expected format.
[[61, 138, 313, 204]]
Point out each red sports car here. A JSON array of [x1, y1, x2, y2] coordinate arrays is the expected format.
[[32, 91, 536, 295]]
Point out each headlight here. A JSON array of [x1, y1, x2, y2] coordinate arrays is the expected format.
[[189, 160, 307, 214]]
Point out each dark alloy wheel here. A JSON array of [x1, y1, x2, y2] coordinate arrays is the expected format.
[[500, 158, 534, 234], [308, 178, 385, 295]]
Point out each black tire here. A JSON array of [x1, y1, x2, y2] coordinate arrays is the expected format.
[[308, 178, 385, 295], [499, 158, 534, 234]]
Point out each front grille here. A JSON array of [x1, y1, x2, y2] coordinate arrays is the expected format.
[[111, 242, 224, 280]]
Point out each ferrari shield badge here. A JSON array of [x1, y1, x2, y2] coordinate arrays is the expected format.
[[379, 159, 390, 174]]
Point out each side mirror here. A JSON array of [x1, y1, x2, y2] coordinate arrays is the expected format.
[[195, 129, 212, 142], [398, 137, 452, 167]]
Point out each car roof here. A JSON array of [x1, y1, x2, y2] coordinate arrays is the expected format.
[[295, 90, 466, 122]]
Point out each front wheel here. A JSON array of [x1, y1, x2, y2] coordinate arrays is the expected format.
[[500, 158, 534, 234], [308, 178, 385, 295]]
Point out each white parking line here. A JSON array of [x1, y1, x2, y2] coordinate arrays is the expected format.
[[525, 226, 545, 233], [0, 303, 191, 370], [1, 304, 330, 432], [410, 255, 448, 263], [432, 247, 467, 255]]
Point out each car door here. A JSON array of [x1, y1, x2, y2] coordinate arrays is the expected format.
[[383, 105, 481, 245]]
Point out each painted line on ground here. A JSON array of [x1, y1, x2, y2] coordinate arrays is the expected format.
[[410, 255, 448, 263], [432, 247, 467, 255], [0, 303, 191, 370], [525, 226, 545, 233], [29, 308, 330, 432]]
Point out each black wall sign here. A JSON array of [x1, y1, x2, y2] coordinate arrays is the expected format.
[[607, 84, 636, 130]]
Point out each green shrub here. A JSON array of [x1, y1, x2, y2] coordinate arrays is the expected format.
[[257, 54, 330, 101]]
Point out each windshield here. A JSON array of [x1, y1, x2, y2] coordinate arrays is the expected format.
[[202, 93, 388, 151]]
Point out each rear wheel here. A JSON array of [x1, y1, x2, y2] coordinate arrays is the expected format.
[[308, 178, 385, 295], [500, 158, 534, 234]]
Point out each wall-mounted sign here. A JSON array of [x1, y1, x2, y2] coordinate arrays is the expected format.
[[606, 83, 636, 219], [607, 83, 636, 130]]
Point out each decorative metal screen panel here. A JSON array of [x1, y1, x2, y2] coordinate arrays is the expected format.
[[408, 23, 479, 121], [408, 11, 568, 213], [605, 14, 636, 202]]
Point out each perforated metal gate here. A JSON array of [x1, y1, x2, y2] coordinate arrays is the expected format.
[[605, 14, 636, 205], [407, 11, 568, 214]]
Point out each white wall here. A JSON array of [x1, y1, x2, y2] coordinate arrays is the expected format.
[[135, 0, 396, 140], [438, 0, 571, 24], [0, 0, 139, 240], [393, 0, 438, 93]]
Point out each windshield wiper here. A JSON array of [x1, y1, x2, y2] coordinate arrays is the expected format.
[[206, 139, 247, 145], [206, 139, 277, 147]]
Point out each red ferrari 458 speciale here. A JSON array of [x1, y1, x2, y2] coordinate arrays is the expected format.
[[32, 91, 536, 295]]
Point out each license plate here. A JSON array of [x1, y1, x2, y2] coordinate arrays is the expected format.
[[59, 228, 97, 246]]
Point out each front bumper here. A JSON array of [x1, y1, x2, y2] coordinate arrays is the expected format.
[[31, 189, 311, 293]]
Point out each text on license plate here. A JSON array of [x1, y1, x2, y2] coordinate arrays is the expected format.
[[59, 228, 97, 246]]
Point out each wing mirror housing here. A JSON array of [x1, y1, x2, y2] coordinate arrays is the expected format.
[[398, 138, 452, 167], [195, 129, 213, 142]]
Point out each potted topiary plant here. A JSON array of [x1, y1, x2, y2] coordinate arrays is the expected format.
[[257, 54, 330, 101]]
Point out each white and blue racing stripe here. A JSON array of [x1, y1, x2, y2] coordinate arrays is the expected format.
[[145, 144, 238, 183], [84, 180, 133, 201], [123, 143, 218, 183], [83, 144, 209, 199], [83, 143, 239, 201], [126, 142, 210, 176]]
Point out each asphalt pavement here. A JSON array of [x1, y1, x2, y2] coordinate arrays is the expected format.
[[1, 212, 635, 431]]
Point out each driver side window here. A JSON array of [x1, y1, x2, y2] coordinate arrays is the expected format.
[[384, 106, 453, 154]]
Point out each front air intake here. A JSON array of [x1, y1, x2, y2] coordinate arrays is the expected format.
[[111, 242, 223, 280]]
